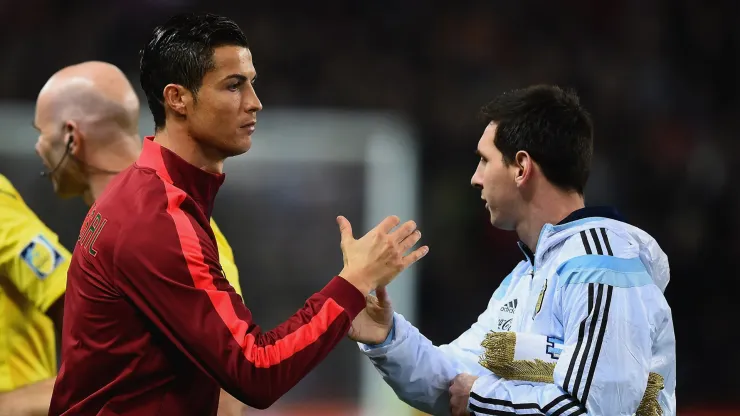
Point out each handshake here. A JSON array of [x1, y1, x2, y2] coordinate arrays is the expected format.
[[335, 215, 426, 346]]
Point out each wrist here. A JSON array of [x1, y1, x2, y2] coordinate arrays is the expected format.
[[366, 316, 395, 348], [378, 317, 395, 346], [339, 270, 373, 296]]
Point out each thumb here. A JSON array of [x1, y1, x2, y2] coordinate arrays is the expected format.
[[337, 215, 354, 243], [376, 286, 391, 305]]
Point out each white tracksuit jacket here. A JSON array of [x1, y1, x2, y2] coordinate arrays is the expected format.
[[359, 207, 676, 416]]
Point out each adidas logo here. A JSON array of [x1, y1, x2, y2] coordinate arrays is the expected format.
[[500, 299, 518, 314]]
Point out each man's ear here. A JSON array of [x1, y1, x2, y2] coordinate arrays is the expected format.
[[514, 150, 533, 187], [62, 120, 82, 156], [162, 84, 192, 118]]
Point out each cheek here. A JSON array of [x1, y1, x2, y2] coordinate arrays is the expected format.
[[36, 135, 49, 151], [193, 94, 238, 127], [484, 166, 514, 199], [210, 94, 242, 123], [482, 166, 501, 190], [37, 138, 55, 162]]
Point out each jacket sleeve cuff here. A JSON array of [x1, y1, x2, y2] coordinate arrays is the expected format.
[[358, 312, 410, 356], [320, 276, 366, 319]]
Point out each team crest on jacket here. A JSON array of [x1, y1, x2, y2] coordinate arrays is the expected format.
[[533, 280, 547, 319]]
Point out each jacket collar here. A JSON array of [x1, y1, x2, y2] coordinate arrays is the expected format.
[[556, 206, 625, 225], [136, 136, 225, 217], [517, 206, 625, 266]]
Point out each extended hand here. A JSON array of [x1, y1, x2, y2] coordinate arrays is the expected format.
[[348, 286, 394, 344], [449, 373, 479, 416], [337, 215, 428, 295]]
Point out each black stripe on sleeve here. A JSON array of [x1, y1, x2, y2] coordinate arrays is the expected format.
[[599, 228, 613, 256], [572, 284, 604, 400], [564, 283, 593, 391], [580, 285, 614, 403], [550, 401, 580, 416], [470, 391, 581, 415], [588, 228, 603, 255], [468, 404, 517, 415], [579, 231, 592, 255], [541, 395, 570, 413]]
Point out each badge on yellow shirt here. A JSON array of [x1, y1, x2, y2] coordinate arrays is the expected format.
[[19, 234, 65, 280]]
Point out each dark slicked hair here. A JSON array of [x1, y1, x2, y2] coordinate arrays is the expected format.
[[481, 85, 594, 194], [139, 13, 249, 130]]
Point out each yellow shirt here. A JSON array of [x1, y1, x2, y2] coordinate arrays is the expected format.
[[210, 218, 242, 297], [0, 175, 70, 392]]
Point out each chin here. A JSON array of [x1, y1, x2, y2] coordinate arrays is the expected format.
[[224, 141, 251, 157], [489, 210, 516, 231], [220, 133, 252, 157]]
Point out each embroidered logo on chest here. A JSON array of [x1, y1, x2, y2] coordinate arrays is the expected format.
[[497, 298, 518, 330]]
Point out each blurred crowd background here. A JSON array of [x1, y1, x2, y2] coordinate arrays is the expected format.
[[1, 0, 738, 414]]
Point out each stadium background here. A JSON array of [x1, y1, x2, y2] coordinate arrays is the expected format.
[[0, 0, 737, 415]]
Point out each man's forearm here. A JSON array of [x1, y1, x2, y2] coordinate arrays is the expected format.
[[0, 377, 55, 416], [360, 313, 488, 415]]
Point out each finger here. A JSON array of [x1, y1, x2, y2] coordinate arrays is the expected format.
[[402, 245, 429, 269], [389, 220, 417, 243], [398, 230, 422, 253], [374, 215, 401, 234], [337, 215, 354, 243]]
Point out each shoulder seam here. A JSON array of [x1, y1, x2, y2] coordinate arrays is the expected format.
[[111, 169, 171, 278]]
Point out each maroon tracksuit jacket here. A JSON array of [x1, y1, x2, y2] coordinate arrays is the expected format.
[[49, 137, 365, 415]]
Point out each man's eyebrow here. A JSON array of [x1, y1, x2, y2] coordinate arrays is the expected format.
[[222, 74, 248, 82]]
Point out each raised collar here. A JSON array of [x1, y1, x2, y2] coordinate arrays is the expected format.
[[517, 206, 625, 266], [136, 136, 225, 217], [556, 206, 625, 225]]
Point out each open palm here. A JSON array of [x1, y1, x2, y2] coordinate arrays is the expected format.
[[348, 286, 394, 345]]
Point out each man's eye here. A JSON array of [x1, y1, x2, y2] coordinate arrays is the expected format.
[[228, 83, 240, 91]]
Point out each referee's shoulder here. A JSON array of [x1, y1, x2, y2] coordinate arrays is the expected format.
[[0, 174, 40, 224], [0, 173, 21, 201]]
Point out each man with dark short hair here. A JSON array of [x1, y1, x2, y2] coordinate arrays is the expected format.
[[49, 13, 428, 416], [351, 85, 676, 416]]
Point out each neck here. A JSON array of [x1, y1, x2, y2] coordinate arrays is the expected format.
[[515, 188, 585, 251], [84, 133, 141, 206], [84, 172, 119, 206], [153, 124, 224, 174]]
